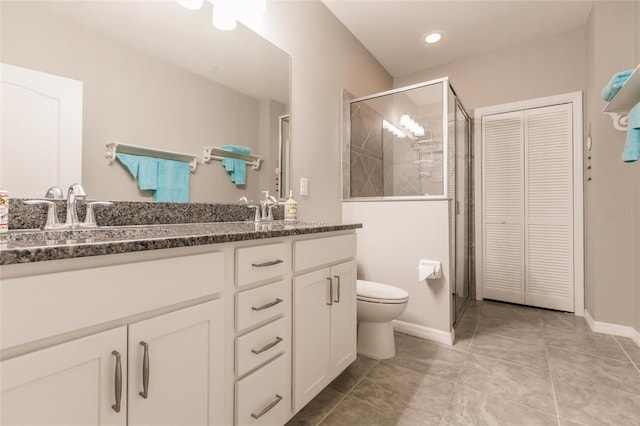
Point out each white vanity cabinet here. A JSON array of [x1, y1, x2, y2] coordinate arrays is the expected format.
[[292, 234, 357, 412], [0, 228, 359, 426]]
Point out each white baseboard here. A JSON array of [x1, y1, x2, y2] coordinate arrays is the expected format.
[[392, 319, 453, 346], [584, 310, 640, 348]]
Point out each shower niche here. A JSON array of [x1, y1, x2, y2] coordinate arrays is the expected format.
[[343, 78, 472, 326]]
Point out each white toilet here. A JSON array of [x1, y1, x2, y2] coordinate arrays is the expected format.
[[356, 280, 409, 359]]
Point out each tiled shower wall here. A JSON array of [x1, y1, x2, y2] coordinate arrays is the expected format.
[[349, 101, 384, 197]]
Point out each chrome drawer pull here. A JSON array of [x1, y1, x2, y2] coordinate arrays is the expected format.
[[250, 394, 283, 419], [251, 259, 284, 268], [327, 277, 333, 306], [252, 298, 284, 311], [139, 341, 150, 399], [334, 275, 341, 303], [111, 351, 122, 413], [251, 337, 283, 355]]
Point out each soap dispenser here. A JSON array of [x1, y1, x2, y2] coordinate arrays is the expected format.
[[284, 190, 298, 221]]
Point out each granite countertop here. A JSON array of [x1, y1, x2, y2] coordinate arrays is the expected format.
[[0, 221, 362, 265]]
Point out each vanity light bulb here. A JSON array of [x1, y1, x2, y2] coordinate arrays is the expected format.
[[177, 0, 204, 10], [400, 114, 411, 127], [212, 3, 237, 30], [414, 127, 425, 137]]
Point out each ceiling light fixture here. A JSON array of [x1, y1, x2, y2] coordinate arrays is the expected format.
[[424, 32, 443, 44], [177, 0, 266, 31]]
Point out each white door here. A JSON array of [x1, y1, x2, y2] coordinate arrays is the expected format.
[[1, 327, 127, 426], [481, 104, 575, 311], [329, 260, 357, 378], [482, 111, 525, 304], [293, 267, 331, 412], [525, 104, 574, 311], [0, 63, 83, 197], [128, 300, 225, 426]]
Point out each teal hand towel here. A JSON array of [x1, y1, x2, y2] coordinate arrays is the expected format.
[[602, 70, 633, 101], [115, 153, 158, 190], [154, 159, 190, 202], [220, 144, 250, 185], [623, 102, 640, 163]]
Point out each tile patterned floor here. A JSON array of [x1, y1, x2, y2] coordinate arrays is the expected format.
[[286, 300, 640, 426]]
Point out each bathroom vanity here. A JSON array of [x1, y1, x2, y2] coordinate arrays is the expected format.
[[0, 220, 360, 425]]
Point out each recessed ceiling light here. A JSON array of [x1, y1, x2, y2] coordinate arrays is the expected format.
[[424, 32, 443, 44]]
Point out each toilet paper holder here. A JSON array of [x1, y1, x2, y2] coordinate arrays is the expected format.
[[418, 259, 441, 281]]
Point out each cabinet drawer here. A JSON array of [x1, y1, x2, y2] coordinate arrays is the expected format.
[[236, 243, 289, 287], [294, 234, 356, 272], [236, 280, 289, 333], [235, 354, 290, 426], [236, 317, 288, 377]]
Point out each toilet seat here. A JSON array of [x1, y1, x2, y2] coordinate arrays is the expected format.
[[357, 280, 409, 304]]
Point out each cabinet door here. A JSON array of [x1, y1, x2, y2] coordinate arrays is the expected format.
[[128, 299, 224, 426], [1, 327, 127, 426], [329, 260, 357, 378], [293, 268, 331, 412]]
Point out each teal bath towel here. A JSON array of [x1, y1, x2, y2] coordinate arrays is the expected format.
[[220, 144, 251, 185], [154, 159, 190, 202], [601, 70, 633, 101], [116, 153, 158, 190], [623, 102, 640, 163]]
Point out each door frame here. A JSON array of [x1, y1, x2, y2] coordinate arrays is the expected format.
[[474, 92, 584, 315]]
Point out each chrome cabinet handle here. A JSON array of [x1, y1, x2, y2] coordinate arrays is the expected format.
[[250, 394, 283, 419], [327, 277, 333, 306], [111, 351, 122, 413], [251, 337, 283, 354], [139, 341, 150, 399], [252, 298, 284, 311], [334, 275, 341, 303], [251, 259, 284, 267]]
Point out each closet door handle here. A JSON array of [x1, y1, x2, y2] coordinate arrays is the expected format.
[[251, 259, 284, 267], [334, 275, 341, 303], [139, 341, 150, 399], [111, 351, 122, 413], [251, 337, 283, 354], [252, 298, 283, 311], [251, 394, 283, 419], [327, 277, 333, 306]]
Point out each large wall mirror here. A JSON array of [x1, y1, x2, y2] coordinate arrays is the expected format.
[[0, 1, 290, 202]]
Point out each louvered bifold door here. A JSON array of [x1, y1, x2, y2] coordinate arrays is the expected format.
[[482, 112, 525, 304], [524, 104, 574, 311]]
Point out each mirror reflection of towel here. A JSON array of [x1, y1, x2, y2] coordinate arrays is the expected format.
[[116, 153, 189, 202], [221, 145, 251, 185]]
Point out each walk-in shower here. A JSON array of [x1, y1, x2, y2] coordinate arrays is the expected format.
[[343, 78, 471, 327]]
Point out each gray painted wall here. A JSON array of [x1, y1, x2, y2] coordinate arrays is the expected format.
[[585, 1, 639, 332]]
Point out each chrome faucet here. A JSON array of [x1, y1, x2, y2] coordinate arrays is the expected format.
[[260, 191, 278, 221], [65, 183, 87, 228]]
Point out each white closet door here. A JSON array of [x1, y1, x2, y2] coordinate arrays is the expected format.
[[482, 111, 525, 304], [525, 104, 574, 311]]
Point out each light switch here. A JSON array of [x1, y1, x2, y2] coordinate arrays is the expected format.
[[300, 178, 308, 196]]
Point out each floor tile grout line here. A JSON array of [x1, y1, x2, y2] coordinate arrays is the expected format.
[[315, 359, 380, 426], [544, 341, 638, 365], [436, 311, 482, 425], [543, 345, 563, 426], [613, 336, 640, 374], [548, 363, 640, 398]]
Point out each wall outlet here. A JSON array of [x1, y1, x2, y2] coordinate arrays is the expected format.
[[300, 178, 309, 196]]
